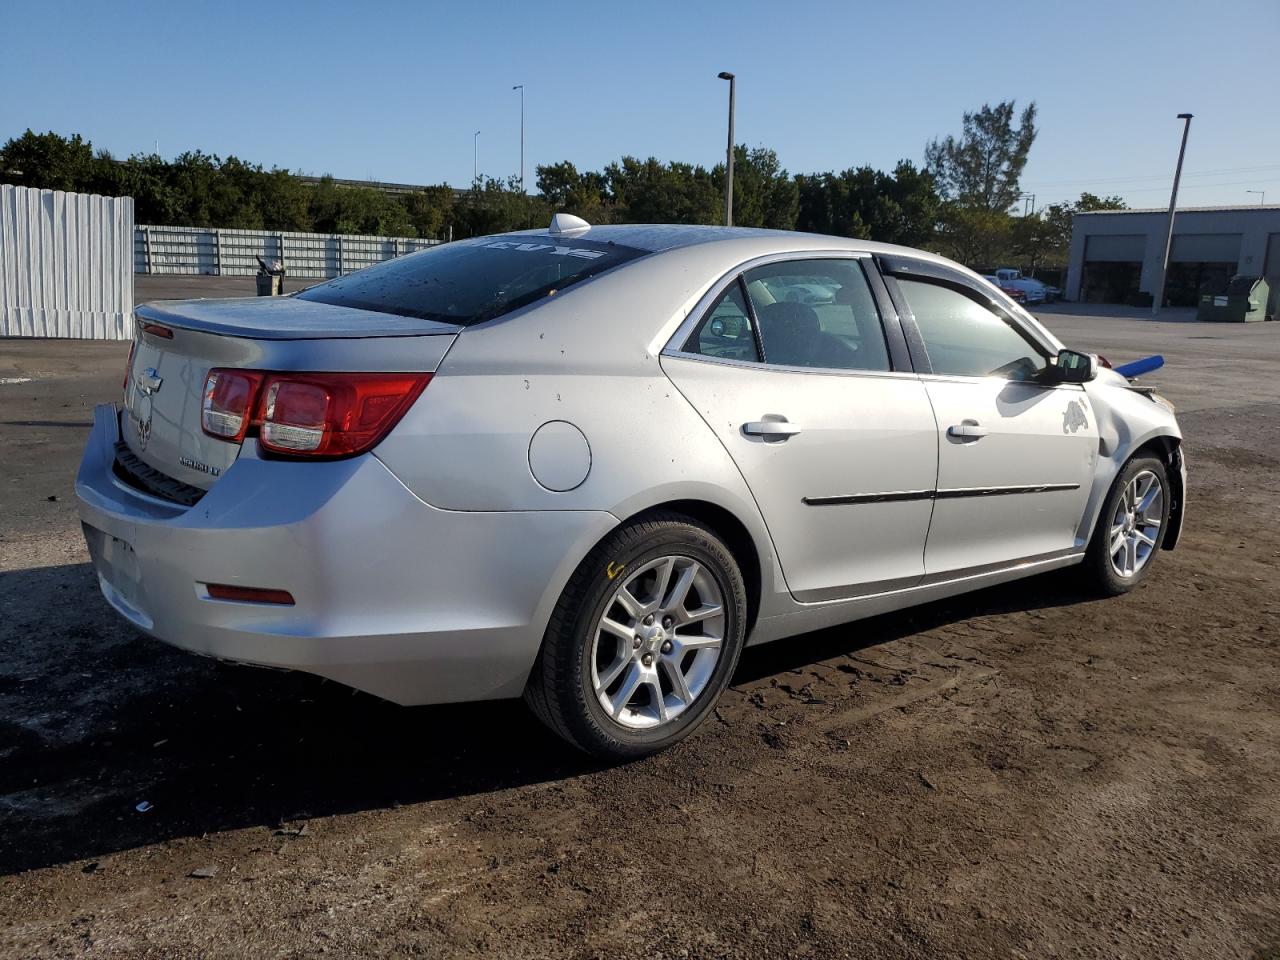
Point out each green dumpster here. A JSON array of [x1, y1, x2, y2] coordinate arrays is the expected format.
[[1197, 275, 1270, 322]]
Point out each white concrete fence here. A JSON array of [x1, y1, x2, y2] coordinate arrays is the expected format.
[[1, 184, 135, 339], [135, 225, 439, 278]]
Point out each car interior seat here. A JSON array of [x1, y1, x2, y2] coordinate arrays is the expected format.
[[757, 301, 859, 368]]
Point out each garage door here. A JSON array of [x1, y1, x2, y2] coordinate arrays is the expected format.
[[1164, 234, 1243, 307], [1084, 234, 1146, 261], [1082, 235, 1144, 303], [1170, 233, 1242, 262]]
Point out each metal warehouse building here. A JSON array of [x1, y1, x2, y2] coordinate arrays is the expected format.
[[1066, 205, 1280, 314]]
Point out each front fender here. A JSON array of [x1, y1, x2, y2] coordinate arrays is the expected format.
[[1078, 377, 1184, 550]]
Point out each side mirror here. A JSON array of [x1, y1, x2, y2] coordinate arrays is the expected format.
[[1052, 348, 1098, 384]]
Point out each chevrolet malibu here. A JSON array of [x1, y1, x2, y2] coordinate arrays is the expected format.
[[77, 218, 1186, 758]]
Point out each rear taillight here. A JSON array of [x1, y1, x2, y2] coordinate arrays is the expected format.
[[200, 369, 430, 458], [202, 369, 265, 442], [258, 372, 431, 457]]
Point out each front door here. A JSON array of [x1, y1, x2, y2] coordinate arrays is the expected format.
[[886, 270, 1100, 577], [661, 257, 938, 602]]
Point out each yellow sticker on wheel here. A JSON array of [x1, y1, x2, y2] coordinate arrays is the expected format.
[[606, 561, 626, 580]]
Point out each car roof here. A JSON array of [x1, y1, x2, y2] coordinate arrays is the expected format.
[[507, 223, 956, 264], [497, 222, 1063, 353]]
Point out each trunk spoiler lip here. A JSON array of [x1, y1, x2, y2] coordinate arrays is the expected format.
[[134, 297, 463, 341]]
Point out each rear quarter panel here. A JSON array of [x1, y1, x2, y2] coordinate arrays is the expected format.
[[373, 246, 792, 618]]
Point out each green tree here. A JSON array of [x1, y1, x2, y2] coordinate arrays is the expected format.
[[403, 186, 456, 240], [453, 176, 550, 237], [0, 130, 96, 191], [718, 146, 798, 229], [604, 157, 720, 225], [307, 176, 415, 236], [105, 152, 184, 224], [254, 168, 313, 232], [536, 161, 614, 223], [931, 204, 1013, 266], [924, 100, 1038, 212], [795, 161, 939, 246]]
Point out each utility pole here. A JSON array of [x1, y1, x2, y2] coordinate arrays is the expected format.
[[473, 130, 480, 185], [513, 84, 525, 193], [718, 71, 735, 226], [1153, 113, 1193, 317]]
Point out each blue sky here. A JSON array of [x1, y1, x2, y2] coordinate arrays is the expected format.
[[3, 0, 1278, 209]]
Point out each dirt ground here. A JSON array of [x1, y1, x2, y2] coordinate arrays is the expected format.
[[1, 307, 1278, 959]]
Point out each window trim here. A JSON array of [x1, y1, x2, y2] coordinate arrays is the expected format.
[[875, 255, 1059, 383], [681, 277, 764, 364], [663, 250, 914, 376]]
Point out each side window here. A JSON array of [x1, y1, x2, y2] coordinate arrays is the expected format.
[[897, 278, 1049, 380], [742, 259, 890, 372], [683, 281, 761, 363]]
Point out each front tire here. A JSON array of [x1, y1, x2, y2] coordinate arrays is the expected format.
[[1082, 454, 1171, 596], [525, 513, 747, 759]]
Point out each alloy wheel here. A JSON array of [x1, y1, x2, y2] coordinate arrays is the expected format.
[[589, 555, 725, 730], [1109, 470, 1164, 578]]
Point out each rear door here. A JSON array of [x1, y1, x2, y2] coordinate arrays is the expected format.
[[662, 255, 938, 602], [878, 257, 1100, 577]]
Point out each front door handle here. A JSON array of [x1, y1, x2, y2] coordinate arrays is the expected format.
[[947, 420, 989, 440], [743, 417, 802, 441]]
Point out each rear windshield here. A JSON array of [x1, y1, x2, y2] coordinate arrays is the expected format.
[[295, 235, 647, 325]]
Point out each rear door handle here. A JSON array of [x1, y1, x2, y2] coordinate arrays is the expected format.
[[947, 420, 989, 439], [743, 417, 802, 441]]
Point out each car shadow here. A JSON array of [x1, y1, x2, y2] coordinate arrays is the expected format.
[[0, 560, 1095, 875]]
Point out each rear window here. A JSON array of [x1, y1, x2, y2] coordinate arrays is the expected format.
[[295, 236, 647, 325]]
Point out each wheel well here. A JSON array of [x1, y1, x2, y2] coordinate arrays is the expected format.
[[1132, 435, 1184, 550], [625, 500, 763, 636]]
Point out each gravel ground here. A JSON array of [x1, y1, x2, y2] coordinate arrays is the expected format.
[[1, 308, 1278, 959]]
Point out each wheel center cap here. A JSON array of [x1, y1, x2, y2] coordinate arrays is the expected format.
[[641, 625, 664, 654]]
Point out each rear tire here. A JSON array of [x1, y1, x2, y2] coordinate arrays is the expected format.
[[525, 512, 747, 759], [1081, 454, 1170, 596]]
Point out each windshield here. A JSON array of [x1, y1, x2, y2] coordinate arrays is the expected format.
[[296, 235, 647, 325]]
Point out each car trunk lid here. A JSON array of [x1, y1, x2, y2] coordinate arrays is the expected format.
[[122, 297, 458, 492]]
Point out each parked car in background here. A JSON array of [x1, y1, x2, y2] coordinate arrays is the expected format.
[[77, 218, 1186, 759], [983, 275, 1029, 304], [994, 267, 1049, 304]]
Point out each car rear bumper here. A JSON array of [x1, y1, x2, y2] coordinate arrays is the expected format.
[[75, 404, 616, 705]]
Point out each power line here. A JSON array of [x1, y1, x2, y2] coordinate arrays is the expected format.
[[1111, 176, 1280, 195], [1025, 162, 1280, 190]]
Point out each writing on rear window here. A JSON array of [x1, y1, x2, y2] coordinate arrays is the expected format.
[[479, 241, 605, 260]]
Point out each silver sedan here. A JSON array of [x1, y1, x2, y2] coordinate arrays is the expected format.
[[77, 218, 1186, 758]]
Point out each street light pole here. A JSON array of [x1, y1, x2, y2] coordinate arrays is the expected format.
[[513, 84, 525, 192], [1153, 113, 1193, 317], [1247, 189, 1266, 206], [718, 71, 735, 227], [473, 130, 480, 185]]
